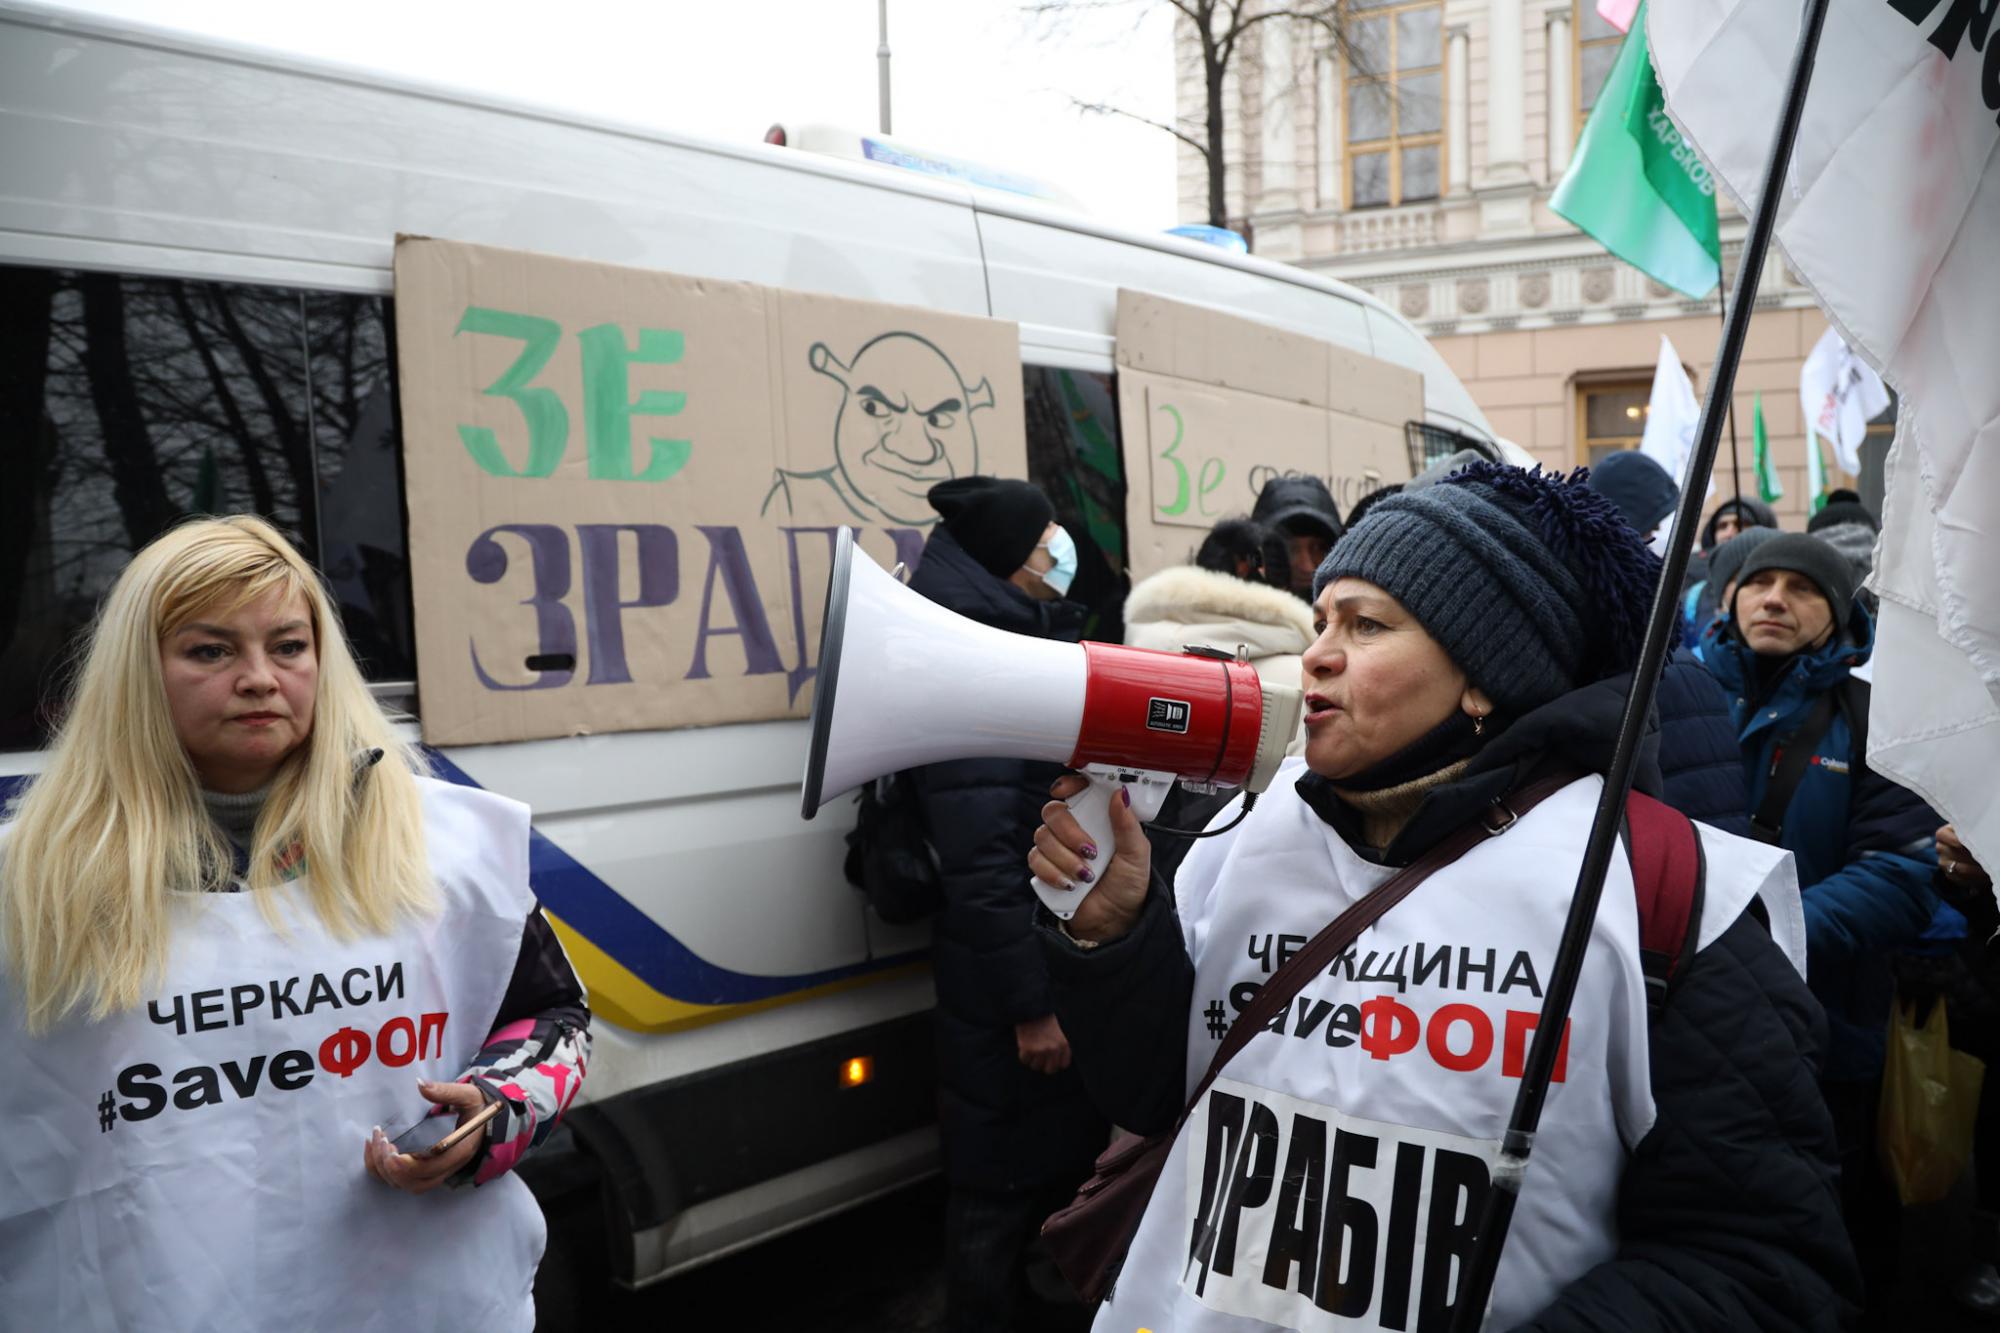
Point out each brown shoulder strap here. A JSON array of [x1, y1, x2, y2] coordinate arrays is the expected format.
[[1176, 768, 1580, 1126]]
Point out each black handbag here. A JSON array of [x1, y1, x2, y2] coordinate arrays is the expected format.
[[842, 772, 942, 924]]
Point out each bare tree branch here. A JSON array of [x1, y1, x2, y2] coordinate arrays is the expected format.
[[1222, 3, 1341, 66], [1069, 97, 1211, 155], [1028, 0, 1361, 241]]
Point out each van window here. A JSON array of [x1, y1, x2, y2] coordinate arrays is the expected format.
[[0, 264, 414, 749], [1022, 365, 1127, 643]]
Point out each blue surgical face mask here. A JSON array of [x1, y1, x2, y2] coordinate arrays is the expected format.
[[1036, 525, 1078, 597]]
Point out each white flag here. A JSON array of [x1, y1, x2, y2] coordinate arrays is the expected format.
[[1638, 335, 1711, 502], [1651, 0, 2000, 876], [1799, 327, 1890, 476]]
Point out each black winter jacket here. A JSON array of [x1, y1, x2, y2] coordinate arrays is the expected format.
[[1655, 648, 1754, 839], [906, 527, 1106, 1193], [1040, 682, 1858, 1329]]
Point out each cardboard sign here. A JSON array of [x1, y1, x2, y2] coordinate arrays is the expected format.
[[1116, 290, 1421, 580], [392, 237, 1026, 745]]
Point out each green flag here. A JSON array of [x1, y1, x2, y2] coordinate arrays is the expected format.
[[1753, 394, 1783, 504], [1550, 1, 1721, 299], [1806, 429, 1829, 515]]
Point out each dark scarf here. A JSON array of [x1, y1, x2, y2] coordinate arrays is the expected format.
[[1296, 711, 1492, 852]]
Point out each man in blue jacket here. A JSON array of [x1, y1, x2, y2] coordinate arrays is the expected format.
[[1703, 532, 1941, 1302]]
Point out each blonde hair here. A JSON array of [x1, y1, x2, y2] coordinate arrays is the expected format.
[[2, 516, 435, 1032]]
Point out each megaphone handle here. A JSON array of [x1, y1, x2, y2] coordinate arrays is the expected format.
[[1032, 767, 1174, 921]]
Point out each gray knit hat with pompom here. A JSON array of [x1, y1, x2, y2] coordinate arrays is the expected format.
[[1313, 462, 1661, 715]]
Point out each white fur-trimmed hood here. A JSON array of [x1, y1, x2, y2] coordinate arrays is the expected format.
[[1124, 566, 1315, 658]]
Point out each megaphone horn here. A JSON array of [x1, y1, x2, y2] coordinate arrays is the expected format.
[[802, 528, 1302, 919]]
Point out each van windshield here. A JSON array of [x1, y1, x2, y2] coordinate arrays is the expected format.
[[0, 263, 414, 749]]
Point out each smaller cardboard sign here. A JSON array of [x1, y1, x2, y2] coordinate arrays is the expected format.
[[1141, 382, 1329, 532], [1116, 291, 1423, 580]]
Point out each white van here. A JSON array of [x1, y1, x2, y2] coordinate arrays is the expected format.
[[0, 0, 1509, 1306]]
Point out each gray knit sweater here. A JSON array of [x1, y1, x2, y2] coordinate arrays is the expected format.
[[200, 784, 268, 888]]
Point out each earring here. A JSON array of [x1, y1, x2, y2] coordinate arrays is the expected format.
[[1473, 712, 1485, 737]]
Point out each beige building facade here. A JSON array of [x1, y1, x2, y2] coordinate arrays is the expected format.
[[1178, 0, 1880, 529]]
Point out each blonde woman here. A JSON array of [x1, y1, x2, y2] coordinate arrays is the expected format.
[[0, 516, 589, 1331]]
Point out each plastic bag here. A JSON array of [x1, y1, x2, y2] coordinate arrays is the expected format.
[[1878, 995, 1985, 1206]]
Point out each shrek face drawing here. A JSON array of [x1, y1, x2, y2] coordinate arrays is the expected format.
[[811, 333, 994, 525]]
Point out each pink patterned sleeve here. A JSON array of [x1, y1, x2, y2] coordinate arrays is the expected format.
[[446, 908, 592, 1188], [454, 1016, 590, 1187]]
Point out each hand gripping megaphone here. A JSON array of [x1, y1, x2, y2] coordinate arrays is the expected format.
[[801, 528, 1303, 918]]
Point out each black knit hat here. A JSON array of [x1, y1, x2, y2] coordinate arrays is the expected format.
[[1587, 450, 1679, 535], [1706, 526, 1780, 595], [1315, 462, 1660, 714], [1701, 496, 1777, 549], [1731, 532, 1857, 636], [927, 477, 1053, 579], [1807, 499, 1879, 535]]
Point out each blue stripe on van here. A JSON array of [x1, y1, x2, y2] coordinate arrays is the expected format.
[[424, 751, 922, 1004]]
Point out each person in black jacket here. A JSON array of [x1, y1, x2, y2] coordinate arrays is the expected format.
[[1251, 474, 1344, 599], [906, 477, 1105, 1332], [1030, 464, 1856, 1331], [1585, 451, 1754, 838], [1588, 449, 1678, 545]]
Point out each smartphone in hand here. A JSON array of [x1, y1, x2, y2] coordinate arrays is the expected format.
[[389, 1097, 502, 1159]]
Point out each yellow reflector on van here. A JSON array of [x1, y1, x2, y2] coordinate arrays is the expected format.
[[840, 1056, 874, 1089]]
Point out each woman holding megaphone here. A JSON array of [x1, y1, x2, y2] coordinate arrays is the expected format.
[[0, 516, 587, 1330], [1032, 463, 1857, 1331]]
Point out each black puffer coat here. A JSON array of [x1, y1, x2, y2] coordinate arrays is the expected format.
[[1655, 648, 1754, 839], [906, 527, 1106, 1193], [1040, 680, 1858, 1329]]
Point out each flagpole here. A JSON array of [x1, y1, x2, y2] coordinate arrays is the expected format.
[[1448, 0, 1832, 1327], [1721, 303, 1743, 503]]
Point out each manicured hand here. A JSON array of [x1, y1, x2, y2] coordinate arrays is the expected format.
[[1030, 773, 1151, 944], [363, 1078, 489, 1195]]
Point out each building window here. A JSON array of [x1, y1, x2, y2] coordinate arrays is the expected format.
[[1344, 0, 1444, 208], [1577, 380, 1653, 468], [1576, 3, 1623, 131]]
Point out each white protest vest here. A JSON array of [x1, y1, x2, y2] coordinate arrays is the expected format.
[[1099, 760, 1802, 1333], [0, 777, 545, 1333]]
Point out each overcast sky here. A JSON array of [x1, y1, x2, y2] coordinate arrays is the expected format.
[[46, 0, 1184, 231]]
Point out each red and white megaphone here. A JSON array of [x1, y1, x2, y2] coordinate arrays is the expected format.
[[801, 528, 1303, 918]]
